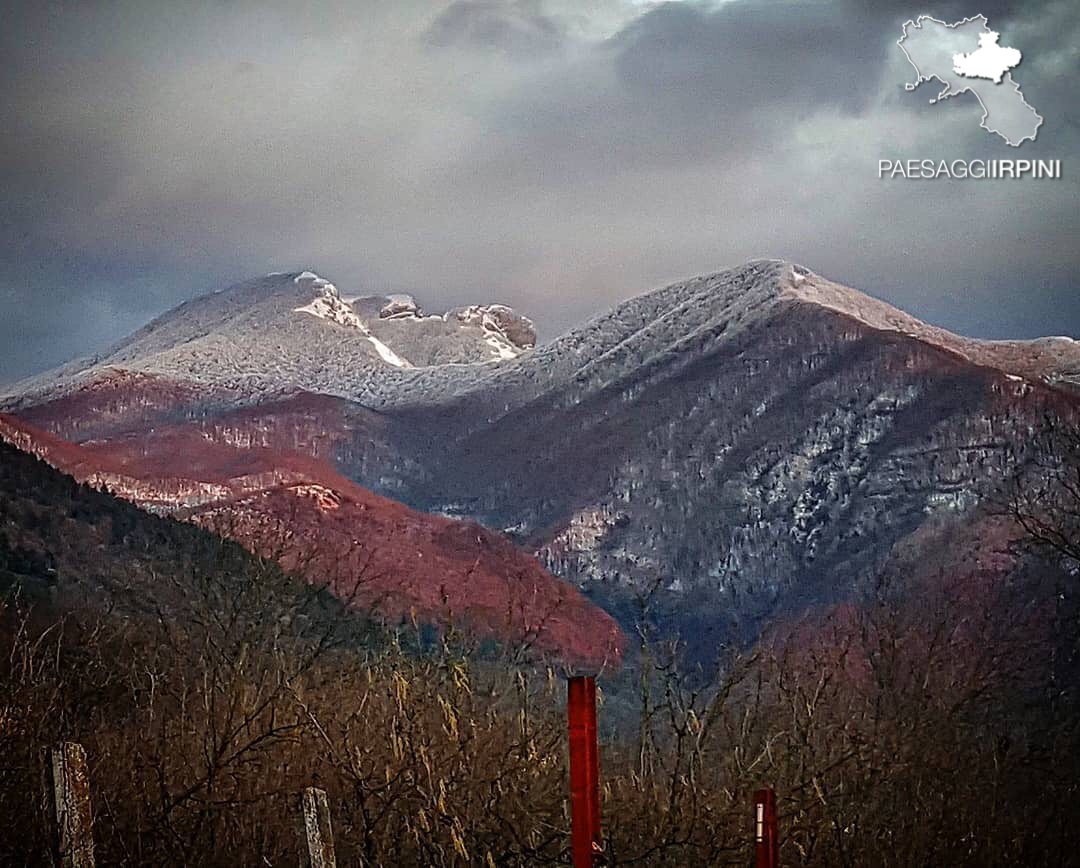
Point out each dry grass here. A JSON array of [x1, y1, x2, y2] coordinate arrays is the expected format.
[[2, 557, 1079, 867]]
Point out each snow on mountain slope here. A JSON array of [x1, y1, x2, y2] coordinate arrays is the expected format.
[[1, 270, 537, 410], [377, 260, 1080, 422], [318, 261, 1079, 654], [5, 261, 1076, 418], [361, 297, 535, 368], [5, 258, 1080, 659], [784, 265, 1080, 387], [292, 272, 413, 367]]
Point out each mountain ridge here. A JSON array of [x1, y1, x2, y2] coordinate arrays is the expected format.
[[6, 260, 1077, 419], [0, 412, 622, 666], [5, 259, 1079, 654]]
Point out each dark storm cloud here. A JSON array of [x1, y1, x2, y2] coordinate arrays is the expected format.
[[473, 0, 896, 177], [847, 0, 1080, 132], [0, 0, 1078, 384], [611, 1, 885, 115], [475, 0, 1078, 174]]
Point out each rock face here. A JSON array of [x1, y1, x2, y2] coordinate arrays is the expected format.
[[5, 260, 1079, 648]]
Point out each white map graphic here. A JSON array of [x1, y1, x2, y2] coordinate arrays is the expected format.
[[952, 31, 1021, 83], [898, 15, 1042, 146]]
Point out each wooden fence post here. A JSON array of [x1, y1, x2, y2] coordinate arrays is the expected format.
[[568, 675, 601, 868], [49, 742, 95, 868], [753, 788, 778, 868], [299, 786, 336, 868]]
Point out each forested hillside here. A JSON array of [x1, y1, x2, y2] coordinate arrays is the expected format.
[[4, 437, 1080, 865]]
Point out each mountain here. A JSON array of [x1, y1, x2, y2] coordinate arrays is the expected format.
[[0, 436, 319, 620], [0, 414, 621, 667], [5, 259, 1079, 649], [5, 270, 536, 417]]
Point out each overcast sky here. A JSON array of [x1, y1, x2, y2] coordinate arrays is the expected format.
[[2, 0, 1078, 384]]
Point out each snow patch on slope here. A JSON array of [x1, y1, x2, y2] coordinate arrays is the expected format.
[[486, 335, 520, 360], [366, 333, 411, 368], [293, 271, 413, 368], [449, 304, 536, 361], [294, 295, 365, 329]]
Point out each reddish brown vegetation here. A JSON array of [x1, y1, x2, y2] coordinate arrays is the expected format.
[[16, 370, 236, 440], [2, 387, 1080, 865], [0, 414, 622, 666]]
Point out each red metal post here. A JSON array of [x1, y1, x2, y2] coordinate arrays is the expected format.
[[568, 676, 601, 868], [753, 788, 778, 868]]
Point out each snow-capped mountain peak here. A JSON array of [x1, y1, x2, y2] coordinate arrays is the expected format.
[[293, 270, 335, 290], [781, 263, 1080, 385], [285, 273, 535, 366], [0, 269, 545, 407], [446, 304, 536, 361], [290, 271, 412, 367], [9, 260, 1076, 419], [293, 272, 363, 327]]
